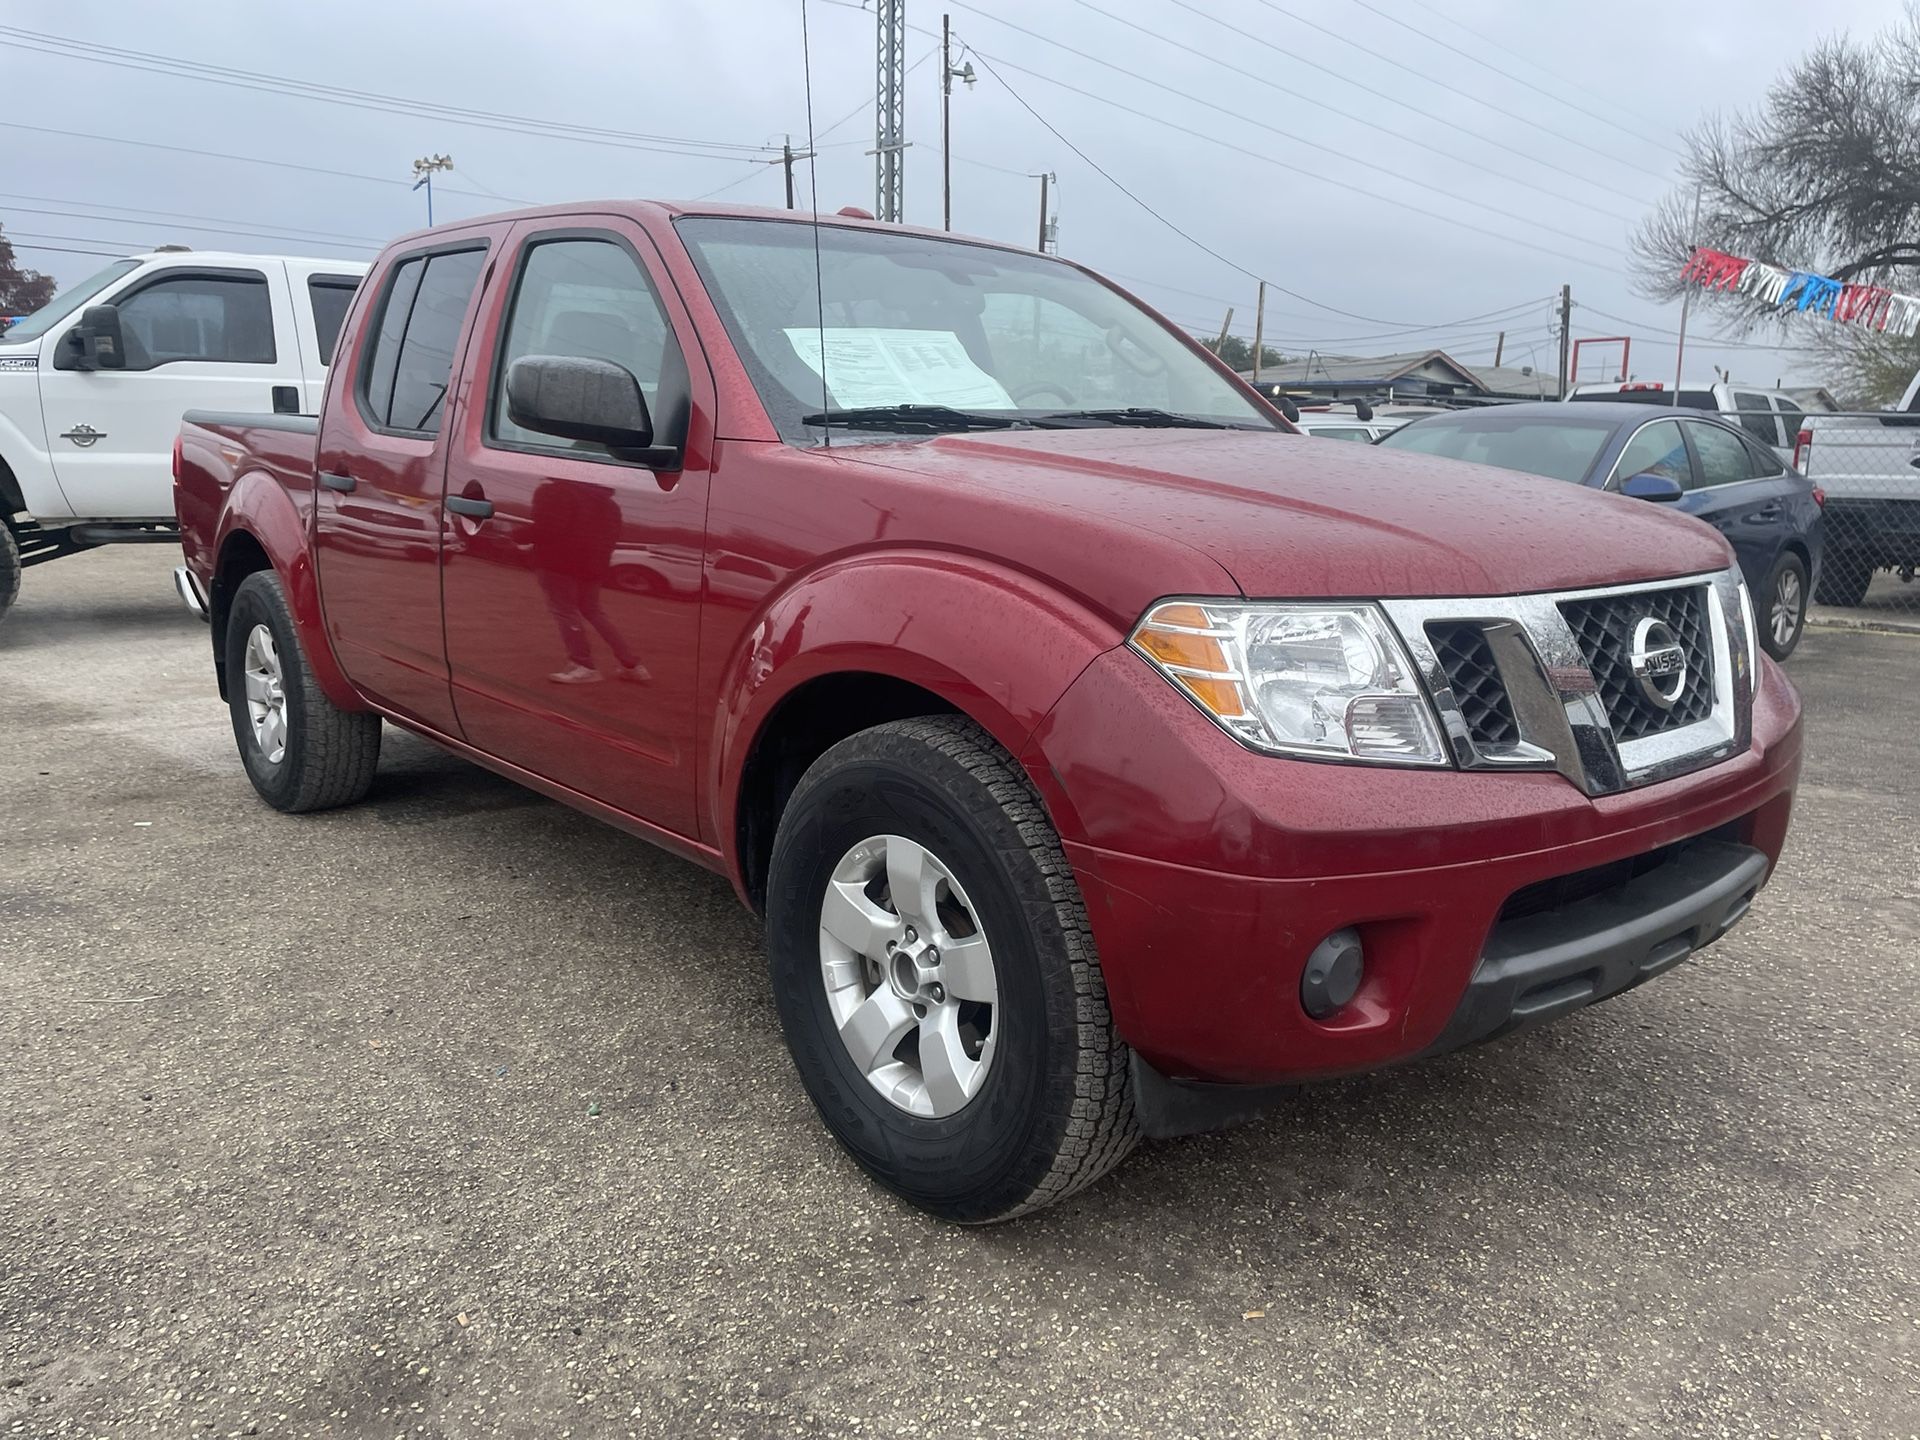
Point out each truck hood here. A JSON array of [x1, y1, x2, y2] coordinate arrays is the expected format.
[[857, 427, 1731, 598]]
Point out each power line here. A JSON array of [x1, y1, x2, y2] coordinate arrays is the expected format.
[[1243, 0, 1668, 186], [1344, 0, 1673, 152], [944, 2, 1633, 266], [1421, 9, 1670, 144], [1063, 0, 1640, 227], [961, 40, 1634, 291], [1160, 0, 1656, 212], [0, 27, 780, 163], [1, 194, 387, 248], [8, 241, 128, 261], [0, 120, 514, 204]]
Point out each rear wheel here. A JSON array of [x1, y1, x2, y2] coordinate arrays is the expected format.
[[1760, 552, 1807, 660], [765, 716, 1137, 1223], [225, 570, 381, 812], [1813, 548, 1874, 608], [0, 519, 20, 622]]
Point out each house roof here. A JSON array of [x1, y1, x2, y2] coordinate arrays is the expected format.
[[1466, 362, 1559, 399], [1238, 349, 1484, 389]]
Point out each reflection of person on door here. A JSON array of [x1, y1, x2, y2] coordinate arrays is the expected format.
[[529, 478, 647, 685]]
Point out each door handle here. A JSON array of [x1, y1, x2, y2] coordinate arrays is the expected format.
[[445, 495, 494, 520], [318, 472, 356, 493]]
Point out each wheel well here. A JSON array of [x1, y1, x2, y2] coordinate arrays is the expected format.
[[1782, 539, 1811, 572], [735, 673, 961, 913], [0, 454, 24, 520], [209, 530, 273, 698]]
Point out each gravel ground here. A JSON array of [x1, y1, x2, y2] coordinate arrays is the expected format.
[[2, 547, 1916, 1439]]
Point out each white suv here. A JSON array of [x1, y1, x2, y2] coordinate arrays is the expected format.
[[0, 249, 367, 620]]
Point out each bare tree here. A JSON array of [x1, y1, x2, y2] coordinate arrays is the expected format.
[[1631, 7, 1920, 402]]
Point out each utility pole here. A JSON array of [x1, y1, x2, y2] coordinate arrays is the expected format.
[[1252, 281, 1268, 386], [774, 136, 815, 210], [873, 0, 907, 223], [940, 15, 975, 232], [1493, 331, 1506, 367], [1556, 283, 1572, 399], [1213, 307, 1234, 351], [411, 153, 453, 226], [1672, 186, 1703, 404], [1031, 171, 1055, 252]]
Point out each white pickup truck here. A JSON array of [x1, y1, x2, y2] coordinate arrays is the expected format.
[[0, 249, 366, 620], [1796, 369, 1920, 606]]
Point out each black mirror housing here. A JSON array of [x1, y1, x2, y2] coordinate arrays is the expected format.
[[506, 355, 654, 451], [77, 304, 126, 370]]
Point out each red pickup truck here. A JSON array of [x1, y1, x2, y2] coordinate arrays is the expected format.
[[174, 202, 1801, 1222]]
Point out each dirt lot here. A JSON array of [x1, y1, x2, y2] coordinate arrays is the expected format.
[[3, 547, 1916, 1438]]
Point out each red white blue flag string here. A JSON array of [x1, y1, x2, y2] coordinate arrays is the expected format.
[[1678, 247, 1920, 337]]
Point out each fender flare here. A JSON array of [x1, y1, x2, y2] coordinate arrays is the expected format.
[[707, 549, 1121, 875], [213, 469, 362, 712]]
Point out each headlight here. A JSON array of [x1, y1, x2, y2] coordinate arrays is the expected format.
[[1735, 576, 1759, 677], [1130, 600, 1447, 765]]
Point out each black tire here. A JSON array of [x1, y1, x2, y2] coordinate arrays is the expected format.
[[766, 716, 1138, 1223], [224, 570, 381, 812], [1813, 548, 1874, 608], [1759, 552, 1808, 661], [0, 518, 20, 623]]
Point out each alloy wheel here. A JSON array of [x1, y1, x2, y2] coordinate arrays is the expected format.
[[241, 623, 289, 764], [817, 833, 999, 1118], [1772, 567, 1803, 650]]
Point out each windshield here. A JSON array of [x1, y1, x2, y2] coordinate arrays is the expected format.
[[1, 259, 139, 343], [1378, 412, 1615, 483], [674, 217, 1277, 440]]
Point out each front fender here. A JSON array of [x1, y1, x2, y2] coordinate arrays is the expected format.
[[707, 550, 1121, 872], [214, 470, 362, 712], [0, 389, 68, 519]]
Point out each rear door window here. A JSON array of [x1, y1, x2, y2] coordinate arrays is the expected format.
[[1684, 420, 1761, 488], [359, 248, 487, 435], [307, 275, 360, 367], [1733, 392, 1781, 448]]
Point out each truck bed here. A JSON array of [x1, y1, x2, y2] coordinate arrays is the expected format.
[[174, 410, 320, 589]]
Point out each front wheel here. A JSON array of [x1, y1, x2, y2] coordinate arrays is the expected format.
[[766, 716, 1138, 1223], [224, 570, 381, 812], [1760, 552, 1807, 660], [0, 519, 20, 623]]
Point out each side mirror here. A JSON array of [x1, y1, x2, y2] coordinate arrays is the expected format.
[[58, 303, 127, 371], [1620, 471, 1684, 502], [505, 355, 655, 452]]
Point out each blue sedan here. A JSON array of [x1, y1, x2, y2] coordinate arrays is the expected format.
[[1378, 401, 1825, 658]]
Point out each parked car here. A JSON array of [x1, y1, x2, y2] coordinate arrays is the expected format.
[[173, 202, 1801, 1222], [1381, 402, 1824, 659], [0, 249, 366, 621], [1240, 389, 1408, 442], [1565, 379, 1807, 460], [1792, 368, 1920, 605]]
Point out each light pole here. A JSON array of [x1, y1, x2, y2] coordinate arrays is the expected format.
[[940, 15, 975, 232], [411, 153, 453, 226]]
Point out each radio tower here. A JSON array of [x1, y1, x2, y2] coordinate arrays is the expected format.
[[874, 0, 906, 222]]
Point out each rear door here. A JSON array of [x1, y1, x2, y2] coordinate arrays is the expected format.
[[438, 219, 714, 836], [1678, 418, 1790, 588], [38, 263, 297, 518], [313, 231, 500, 732]]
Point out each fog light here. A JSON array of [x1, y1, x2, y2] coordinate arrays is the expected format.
[[1301, 928, 1364, 1019]]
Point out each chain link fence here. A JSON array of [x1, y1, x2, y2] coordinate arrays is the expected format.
[[1789, 410, 1920, 621]]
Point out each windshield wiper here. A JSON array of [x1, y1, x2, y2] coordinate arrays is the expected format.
[[1031, 407, 1234, 429], [800, 404, 1027, 434]]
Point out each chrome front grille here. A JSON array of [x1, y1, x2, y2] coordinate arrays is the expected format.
[[1558, 586, 1714, 739], [1383, 569, 1755, 798]]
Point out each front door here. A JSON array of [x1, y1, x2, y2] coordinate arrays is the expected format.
[[38, 264, 297, 519], [313, 237, 495, 733], [439, 222, 712, 837]]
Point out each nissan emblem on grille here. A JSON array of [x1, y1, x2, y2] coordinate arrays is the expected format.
[[1629, 617, 1688, 710]]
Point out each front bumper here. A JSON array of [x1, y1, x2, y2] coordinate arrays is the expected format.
[[1022, 644, 1802, 1091]]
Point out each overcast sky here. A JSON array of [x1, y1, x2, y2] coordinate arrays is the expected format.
[[2, 0, 1903, 390]]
